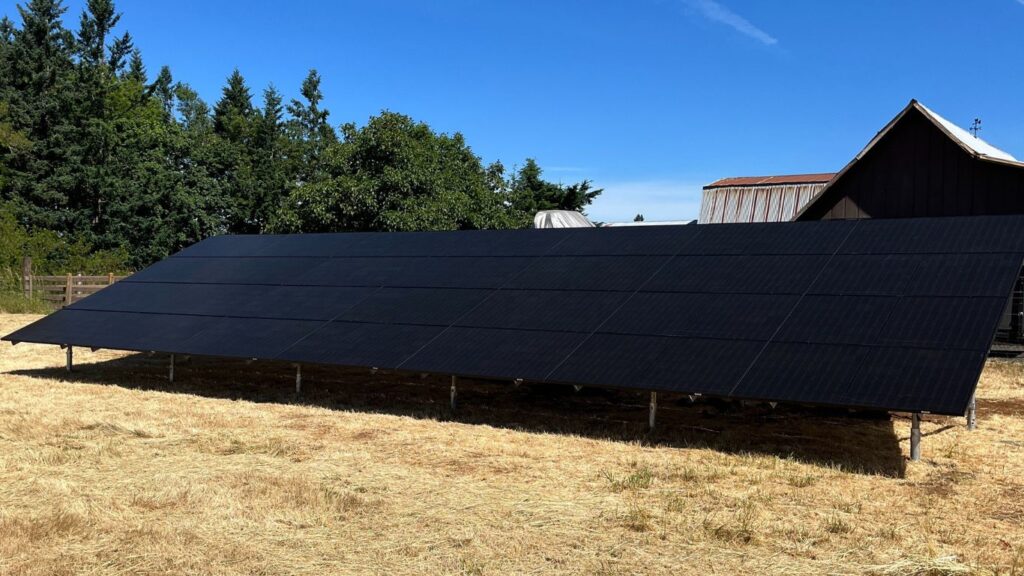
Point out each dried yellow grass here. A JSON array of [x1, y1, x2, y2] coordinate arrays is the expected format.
[[1, 313, 1023, 575]]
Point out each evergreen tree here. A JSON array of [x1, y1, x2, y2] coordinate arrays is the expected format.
[[0, 0, 601, 272], [124, 48, 144, 82], [213, 68, 255, 142], [2, 0, 76, 231]]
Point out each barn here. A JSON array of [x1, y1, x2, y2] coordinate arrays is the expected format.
[[700, 100, 1024, 346], [700, 100, 1024, 224], [699, 173, 834, 224]]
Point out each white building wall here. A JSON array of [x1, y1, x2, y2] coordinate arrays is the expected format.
[[698, 182, 830, 224]]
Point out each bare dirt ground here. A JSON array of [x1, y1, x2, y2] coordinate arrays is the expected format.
[[0, 313, 1022, 575]]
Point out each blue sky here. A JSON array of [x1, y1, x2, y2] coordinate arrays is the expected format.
[[5, 0, 1024, 222]]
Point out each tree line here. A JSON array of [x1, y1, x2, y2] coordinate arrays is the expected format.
[[0, 0, 601, 273]]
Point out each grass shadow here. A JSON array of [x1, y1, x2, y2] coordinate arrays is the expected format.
[[10, 351, 909, 477]]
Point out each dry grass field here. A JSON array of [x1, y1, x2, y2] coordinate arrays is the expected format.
[[1, 313, 1024, 575]]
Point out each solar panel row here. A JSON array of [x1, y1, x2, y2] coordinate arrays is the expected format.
[[6, 216, 1024, 416]]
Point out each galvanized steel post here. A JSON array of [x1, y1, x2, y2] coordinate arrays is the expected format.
[[966, 394, 977, 431], [295, 364, 302, 394], [649, 392, 657, 430], [450, 375, 457, 411], [169, 354, 175, 383], [66, 345, 73, 373], [910, 413, 922, 462]]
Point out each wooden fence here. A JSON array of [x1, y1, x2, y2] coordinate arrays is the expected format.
[[20, 257, 126, 307]]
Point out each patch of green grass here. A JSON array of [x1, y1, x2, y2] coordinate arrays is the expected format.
[[0, 291, 52, 314], [603, 466, 654, 492]]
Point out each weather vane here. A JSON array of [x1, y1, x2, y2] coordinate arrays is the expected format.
[[970, 118, 982, 138]]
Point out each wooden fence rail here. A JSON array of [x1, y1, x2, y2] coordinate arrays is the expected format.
[[20, 257, 126, 307]]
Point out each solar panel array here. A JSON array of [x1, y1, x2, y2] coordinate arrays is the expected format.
[[6, 216, 1024, 416]]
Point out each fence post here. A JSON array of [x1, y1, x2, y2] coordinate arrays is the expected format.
[[21, 256, 32, 298], [108, 272, 114, 285], [64, 273, 72, 307]]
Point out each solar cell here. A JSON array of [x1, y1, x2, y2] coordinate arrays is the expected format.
[[177, 317, 322, 358], [456, 290, 628, 333], [400, 327, 588, 381], [295, 257, 535, 289], [840, 215, 1024, 254], [6, 215, 1024, 417], [687, 220, 856, 255], [72, 282, 377, 321], [644, 255, 831, 294], [809, 254, 919, 295], [339, 287, 491, 326], [278, 322, 443, 368], [602, 292, 797, 340], [548, 225, 698, 256], [903, 253, 1022, 297], [548, 334, 764, 396], [774, 295, 896, 345], [877, 297, 1007, 350], [172, 234, 286, 258], [850, 347, 985, 414], [731, 342, 869, 407], [127, 257, 326, 285], [6, 310, 209, 352], [505, 255, 671, 291]]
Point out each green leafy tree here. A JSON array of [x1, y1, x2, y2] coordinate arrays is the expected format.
[[507, 159, 602, 226], [279, 111, 511, 233]]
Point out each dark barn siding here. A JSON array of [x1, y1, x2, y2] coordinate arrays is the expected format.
[[797, 107, 1024, 344], [798, 108, 1024, 221]]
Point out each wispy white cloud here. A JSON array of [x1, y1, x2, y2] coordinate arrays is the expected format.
[[585, 180, 705, 224], [685, 0, 778, 46]]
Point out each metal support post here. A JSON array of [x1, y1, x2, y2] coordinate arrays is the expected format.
[[295, 364, 302, 394], [450, 375, 457, 411], [66, 345, 73, 373], [910, 413, 922, 462], [966, 394, 977, 431], [169, 354, 175, 383], [649, 391, 657, 430]]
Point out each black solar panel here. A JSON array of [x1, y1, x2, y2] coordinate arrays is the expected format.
[[7, 215, 1024, 416]]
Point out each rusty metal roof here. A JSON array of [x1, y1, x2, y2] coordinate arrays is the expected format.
[[704, 173, 836, 189]]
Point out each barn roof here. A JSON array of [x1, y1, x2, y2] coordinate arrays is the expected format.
[[914, 102, 1016, 163], [794, 100, 1024, 220], [704, 173, 835, 189]]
